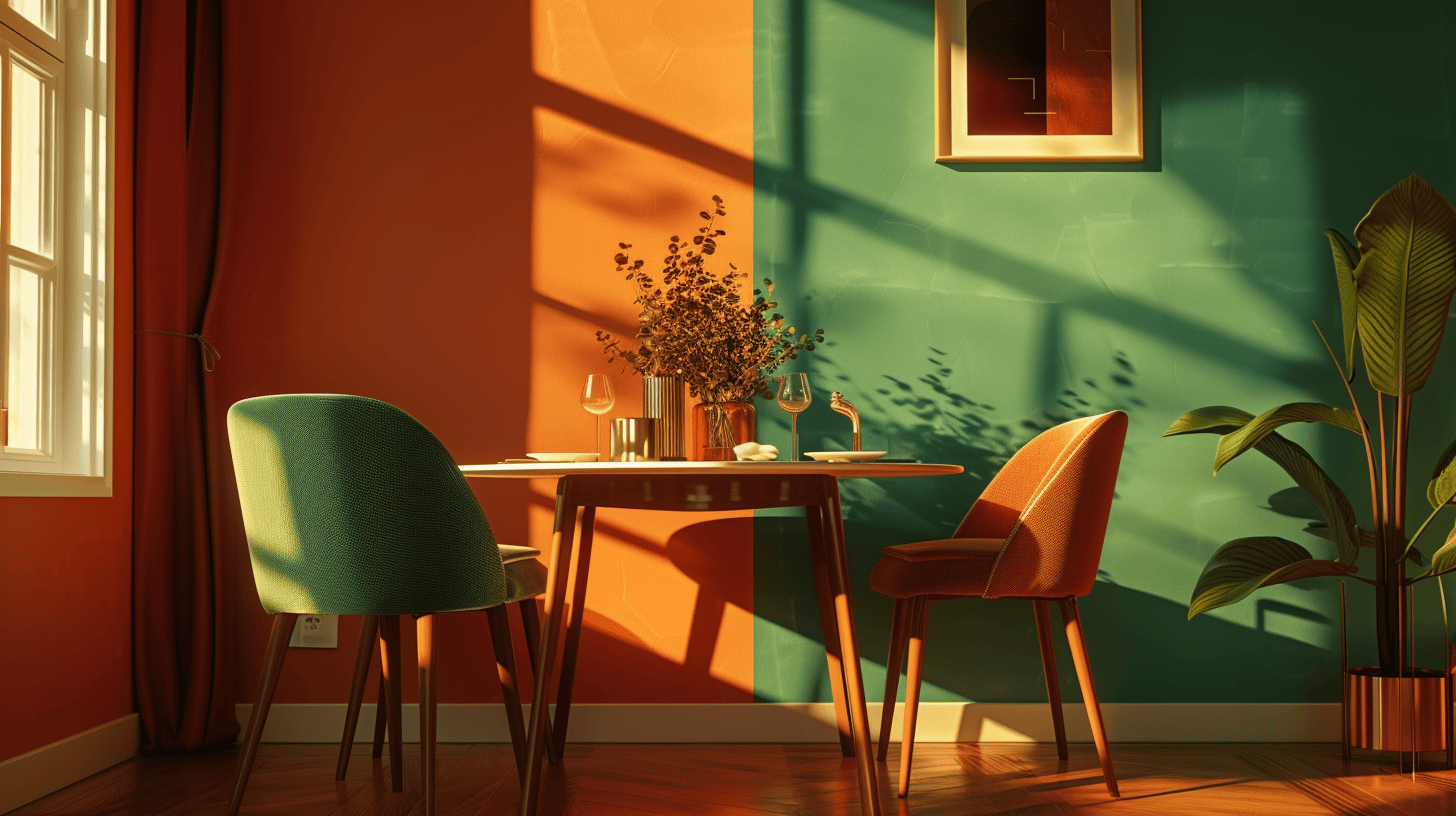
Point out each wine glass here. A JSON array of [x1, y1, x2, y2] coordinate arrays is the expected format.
[[581, 375, 615, 458], [776, 373, 812, 461]]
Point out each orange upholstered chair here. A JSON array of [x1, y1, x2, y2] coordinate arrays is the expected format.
[[871, 410, 1128, 798]]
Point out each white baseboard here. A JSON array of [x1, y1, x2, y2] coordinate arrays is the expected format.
[[0, 714, 140, 814], [237, 702, 1349, 745]]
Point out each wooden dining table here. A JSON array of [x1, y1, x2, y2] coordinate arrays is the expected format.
[[460, 459, 964, 816]]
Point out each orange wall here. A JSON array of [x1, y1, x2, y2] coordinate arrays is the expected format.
[[216, 0, 755, 705], [0, 0, 136, 763]]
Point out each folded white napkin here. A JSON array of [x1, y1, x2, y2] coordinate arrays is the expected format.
[[733, 442, 780, 461]]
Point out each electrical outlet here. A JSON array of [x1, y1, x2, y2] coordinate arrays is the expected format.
[[289, 614, 338, 648]]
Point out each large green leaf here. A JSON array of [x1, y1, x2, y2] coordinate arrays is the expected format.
[[1325, 228, 1361, 375], [1416, 521, 1456, 580], [1189, 537, 1357, 619], [1212, 402, 1360, 475], [1353, 174, 1456, 396], [1428, 453, 1456, 510], [1165, 407, 1360, 563], [1429, 435, 1456, 508], [1305, 522, 1421, 565], [1164, 406, 1260, 436], [1305, 522, 1377, 548]]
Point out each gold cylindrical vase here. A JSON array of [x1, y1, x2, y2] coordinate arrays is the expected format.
[[642, 375, 686, 461], [1346, 667, 1448, 752], [609, 417, 659, 462]]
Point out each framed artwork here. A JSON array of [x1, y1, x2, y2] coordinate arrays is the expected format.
[[935, 0, 1142, 163]]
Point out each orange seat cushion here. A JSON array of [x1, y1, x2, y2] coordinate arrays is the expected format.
[[868, 538, 1004, 599]]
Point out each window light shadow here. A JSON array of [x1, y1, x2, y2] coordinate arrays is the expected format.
[[531, 72, 1317, 383]]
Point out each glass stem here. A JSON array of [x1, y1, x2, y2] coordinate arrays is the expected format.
[[791, 413, 799, 461], [595, 414, 601, 458]]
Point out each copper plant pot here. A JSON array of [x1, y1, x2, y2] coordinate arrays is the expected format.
[[1346, 667, 1448, 752]]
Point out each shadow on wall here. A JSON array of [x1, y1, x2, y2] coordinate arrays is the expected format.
[[748, 0, 1456, 708], [772, 347, 1144, 534], [557, 517, 758, 703], [754, 349, 1336, 705], [754, 520, 1340, 705]]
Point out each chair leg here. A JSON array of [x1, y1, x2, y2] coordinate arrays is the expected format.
[[898, 598, 930, 798], [488, 605, 530, 783], [877, 598, 910, 762], [418, 614, 438, 816], [379, 614, 405, 794], [1060, 597, 1118, 797], [551, 506, 596, 761], [228, 613, 296, 816], [516, 601, 559, 765], [1033, 600, 1068, 761], [371, 669, 387, 759], [337, 615, 380, 780]]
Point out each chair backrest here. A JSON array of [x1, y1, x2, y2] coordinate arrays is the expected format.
[[954, 411, 1128, 599], [227, 394, 507, 616]]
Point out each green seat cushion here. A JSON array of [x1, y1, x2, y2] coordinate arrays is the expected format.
[[499, 544, 546, 602], [504, 558, 547, 603], [499, 544, 541, 564]]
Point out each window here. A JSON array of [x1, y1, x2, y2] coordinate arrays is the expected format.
[[0, 0, 112, 496]]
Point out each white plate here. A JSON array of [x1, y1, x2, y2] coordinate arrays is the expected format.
[[526, 452, 600, 463], [804, 451, 887, 462]]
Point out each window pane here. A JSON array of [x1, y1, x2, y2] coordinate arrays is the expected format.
[[10, 58, 54, 258], [7, 0, 55, 37], [6, 262, 49, 451]]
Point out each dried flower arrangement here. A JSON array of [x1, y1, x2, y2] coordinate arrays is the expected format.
[[596, 196, 823, 404]]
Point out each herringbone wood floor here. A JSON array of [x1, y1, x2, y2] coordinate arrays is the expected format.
[[12, 742, 1456, 815]]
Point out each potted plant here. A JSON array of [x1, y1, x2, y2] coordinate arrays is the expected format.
[[598, 196, 823, 460], [1165, 174, 1456, 759]]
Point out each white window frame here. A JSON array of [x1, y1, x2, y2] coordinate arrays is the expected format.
[[0, 0, 113, 497]]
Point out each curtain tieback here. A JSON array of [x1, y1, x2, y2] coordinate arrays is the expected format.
[[137, 329, 221, 372]]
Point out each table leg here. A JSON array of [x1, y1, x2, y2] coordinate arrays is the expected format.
[[806, 502, 854, 757], [520, 484, 579, 816], [821, 479, 883, 816], [552, 505, 597, 758]]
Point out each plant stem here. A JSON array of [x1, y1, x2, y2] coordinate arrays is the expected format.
[[1314, 322, 1381, 568], [1403, 502, 1446, 561], [1314, 322, 1401, 665], [1378, 395, 1390, 529], [1441, 574, 1450, 641], [1395, 395, 1411, 671], [1376, 394, 1397, 671], [1396, 397, 1410, 539]]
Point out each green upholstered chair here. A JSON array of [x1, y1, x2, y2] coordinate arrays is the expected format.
[[226, 394, 542, 816]]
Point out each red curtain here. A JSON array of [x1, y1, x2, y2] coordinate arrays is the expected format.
[[132, 0, 236, 753]]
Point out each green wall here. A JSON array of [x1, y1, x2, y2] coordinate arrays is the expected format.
[[752, 0, 1456, 704]]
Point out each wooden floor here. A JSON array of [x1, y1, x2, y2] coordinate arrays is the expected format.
[[12, 742, 1456, 816]]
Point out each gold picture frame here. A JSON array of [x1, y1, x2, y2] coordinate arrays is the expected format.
[[935, 0, 1143, 163]]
